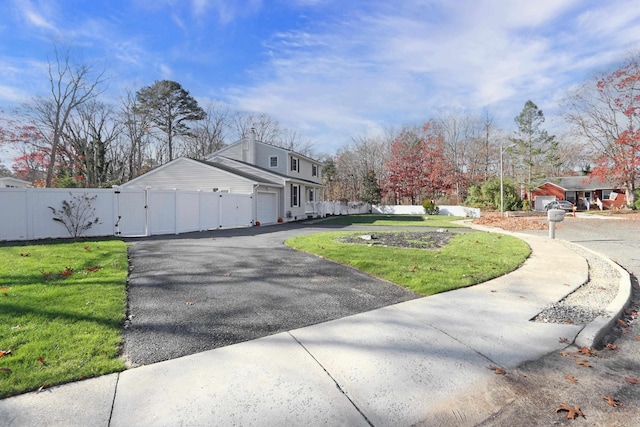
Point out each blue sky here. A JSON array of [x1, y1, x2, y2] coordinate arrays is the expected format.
[[1, 0, 640, 155]]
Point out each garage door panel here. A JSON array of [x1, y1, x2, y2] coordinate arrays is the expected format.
[[257, 192, 277, 224]]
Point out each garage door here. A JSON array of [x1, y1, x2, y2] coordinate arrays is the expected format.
[[535, 196, 556, 211], [257, 192, 278, 224]]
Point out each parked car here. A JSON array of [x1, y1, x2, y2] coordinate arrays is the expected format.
[[545, 200, 574, 211]]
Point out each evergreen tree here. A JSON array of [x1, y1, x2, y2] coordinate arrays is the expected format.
[[135, 80, 206, 162], [361, 169, 382, 205], [510, 100, 559, 200]]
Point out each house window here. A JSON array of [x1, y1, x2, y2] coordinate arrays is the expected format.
[[270, 156, 278, 168], [308, 188, 314, 202], [602, 190, 613, 200], [290, 157, 299, 172], [291, 184, 300, 207], [312, 164, 318, 177]]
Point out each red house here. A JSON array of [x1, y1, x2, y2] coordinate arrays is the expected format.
[[531, 176, 627, 211]]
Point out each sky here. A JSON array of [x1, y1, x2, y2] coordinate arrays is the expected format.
[[1, 0, 640, 158]]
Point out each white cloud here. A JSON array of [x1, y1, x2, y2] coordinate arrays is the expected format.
[[226, 0, 640, 152]]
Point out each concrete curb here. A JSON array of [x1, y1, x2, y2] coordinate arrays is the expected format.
[[572, 243, 633, 349], [462, 219, 632, 350]]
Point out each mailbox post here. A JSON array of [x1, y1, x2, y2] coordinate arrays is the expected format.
[[547, 208, 565, 239]]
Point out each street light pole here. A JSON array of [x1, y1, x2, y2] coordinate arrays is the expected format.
[[500, 143, 516, 217]]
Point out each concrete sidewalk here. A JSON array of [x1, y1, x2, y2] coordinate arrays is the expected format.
[[0, 232, 629, 426]]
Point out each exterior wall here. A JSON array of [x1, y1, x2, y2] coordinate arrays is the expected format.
[[122, 158, 255, 193], [255, 143, 288, 175], [287, 155, 322, 184], [532, 183, 565, 200]]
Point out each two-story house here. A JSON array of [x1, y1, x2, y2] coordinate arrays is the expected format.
[[121, 130, 325, 224]]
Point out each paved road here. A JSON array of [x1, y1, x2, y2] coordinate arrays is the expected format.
[[523, 215, 640, 277], [123, 223, 423, 365]]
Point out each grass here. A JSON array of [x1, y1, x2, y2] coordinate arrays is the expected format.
[[319, 214, 467, 227], [0, 239, 128, 398], [286, 230, 530, 296]]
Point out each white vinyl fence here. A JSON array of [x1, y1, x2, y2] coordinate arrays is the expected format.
[[372, 204, 480, 218], [0, 188, 253, 241]]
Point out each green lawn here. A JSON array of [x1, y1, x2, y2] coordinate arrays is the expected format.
[[286, 230, 530, 296], [0, 239, 128, 398], [319, 214, 467, 227]]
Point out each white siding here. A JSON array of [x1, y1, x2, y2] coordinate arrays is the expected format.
[[122, 158, 256, 193]]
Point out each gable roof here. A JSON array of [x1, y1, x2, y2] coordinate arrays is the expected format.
[[212, 156, 324, 187], [121, 157, 283, 188], [209, 138, 322, 165], [191, 159, 282, 186], [533, 176, 621, 191]]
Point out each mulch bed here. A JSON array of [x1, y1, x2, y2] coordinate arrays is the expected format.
[[339, 231, 454, 250]]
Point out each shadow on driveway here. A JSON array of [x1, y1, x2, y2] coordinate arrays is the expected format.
[[122, 223, 420, 365]]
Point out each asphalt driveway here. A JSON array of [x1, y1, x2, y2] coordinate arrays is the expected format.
[[123, 223, 420, 365]]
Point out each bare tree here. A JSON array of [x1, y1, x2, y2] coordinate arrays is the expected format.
[[24, 48, 106, 187], [183, 102, 229, 159], [563, 52, 640, 203], [119, 90, 153, 181], [63, 101, 120, 187], [230, 112, 281, 142]]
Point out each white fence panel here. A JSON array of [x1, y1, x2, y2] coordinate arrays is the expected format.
[[372, 204, 480, 218], [147, 190, 177, 235], [219, 193, 253, 228], [0, 187, 256, 241], [30, 189, 115, 240], [322, 201, 371, 215], [115, 190, 147, 237], [199, 192, 221, 230], [176, 191, 201, 233], [0, 189, 29, 240]]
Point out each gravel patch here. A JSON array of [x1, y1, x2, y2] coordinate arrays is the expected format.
[[533, 243, 620, 325]]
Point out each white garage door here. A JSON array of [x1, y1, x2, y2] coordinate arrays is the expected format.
[[257, 192, 278, 224]]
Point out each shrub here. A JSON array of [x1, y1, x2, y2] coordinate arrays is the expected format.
[[422, 199, 440, 215], [49, 193, 101, 238]]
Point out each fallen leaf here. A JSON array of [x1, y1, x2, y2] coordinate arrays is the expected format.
[[0, 350, 12, 358], [223, 273, 231, 277], [11, 325, 21, 330], [560, 351, 579, 358], [578, 347, 593, 357], [83, 246, 91, 251], [624, 376, 640, 385], [606, 343, 618, 350], [0, 367, 11, 373], [86, 301, 94, 305], [559, 337, 570, 344], [59, 267, 73, 277], [36, 384, 47, 393], [487, 365, 506, 375], [621, 327, 630, 334], [635, 335, 640, 341], [617, 318, 627, 327], [186, 301, 195, 305], [0, 286, 8, 290], [37, 357, 46, 364], [20, 253, 29, 257], [555, 403, 584, 419], [576, 360, 592, 368], [602, 395, 622, 407], [564, 319, 574, 324], [490, 289, 497, 293], [565, 374, 578, 383]]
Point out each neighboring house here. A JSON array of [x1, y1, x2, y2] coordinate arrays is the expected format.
[[121, 131, 325, 224], [531, 176, 627, 211], [0, 177, 32, 188]]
